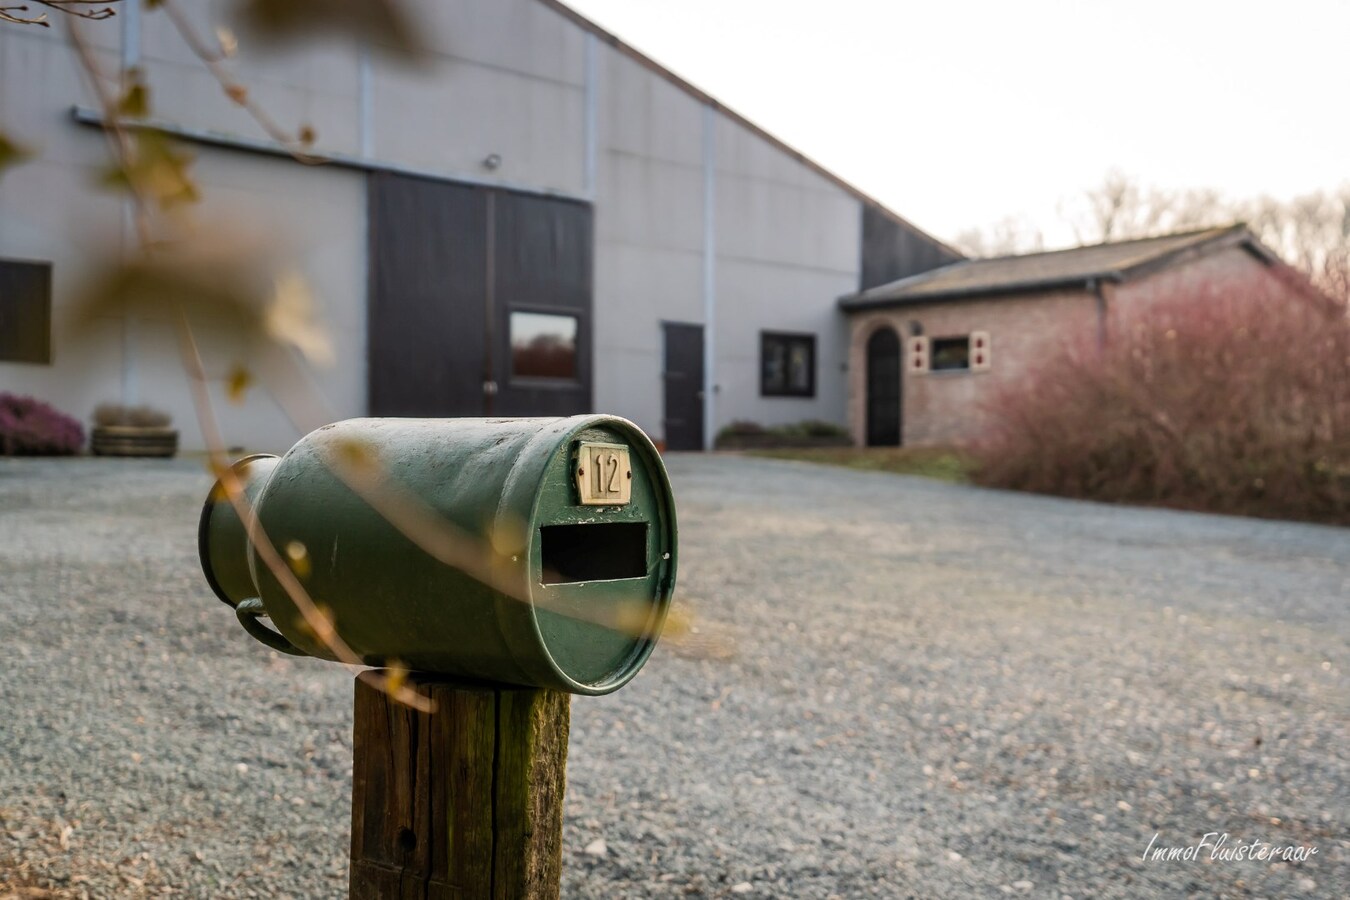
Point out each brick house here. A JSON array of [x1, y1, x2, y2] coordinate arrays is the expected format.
[[839, 225, 1318, 447]]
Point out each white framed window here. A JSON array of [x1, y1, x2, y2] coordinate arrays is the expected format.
[[909, 331, 992, 374]]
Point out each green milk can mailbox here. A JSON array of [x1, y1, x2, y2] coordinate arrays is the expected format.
[[197, 415, 677, 695]]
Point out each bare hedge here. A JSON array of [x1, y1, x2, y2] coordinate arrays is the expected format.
[[971, 277, 1350, 524]]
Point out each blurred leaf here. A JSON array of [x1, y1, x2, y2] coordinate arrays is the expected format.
[[488, 513, 529, 558], [0, 130, 33, 180], [137, 131, 198, 207], [486, 512, 526, 564], [296, 603, 336, 643], [66, 234, 277, 350], [119, 82, 150, 118], [215, 25, 238, 57], [330, 435, 376, 473], [69, 235, 341, 433], [231, 0, 425, 60], [208, 481, 228, 503], [118, 69, 150, 118], [265, 270, 333, 366], [285, 540, 311, 579], [226, 364, 252, 404], [662, 603, 692, 639], [98, 129, 198, 208], [97, 161, 130, 192], [383, 663, 408, 699]]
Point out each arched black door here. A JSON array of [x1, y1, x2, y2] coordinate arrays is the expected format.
[[866, 327, 901, 446]]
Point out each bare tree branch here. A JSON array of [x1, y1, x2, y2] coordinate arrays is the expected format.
[[174, 310, 435, 713], [1, 0, 121, 26], [153, 0, 323, 162], [66, 15, 153, 247]]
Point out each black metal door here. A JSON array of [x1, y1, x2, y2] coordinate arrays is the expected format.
[[662, 322, 704, 451], [866, 326, 901, 446], [368, 173, 488, 416], [368, 174, 594, 418]]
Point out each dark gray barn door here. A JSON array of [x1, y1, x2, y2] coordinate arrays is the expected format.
[[866, 326, 901, 446], [662, 322, 704, 451], [368, 174, 487, 416], [491, 191, 593, 417], [368, 173, 593, 418]]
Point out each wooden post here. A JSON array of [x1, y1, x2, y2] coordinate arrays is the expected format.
[[349, 673, 570, 899]]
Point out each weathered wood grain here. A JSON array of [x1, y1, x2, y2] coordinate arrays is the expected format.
[[349, 675, 570, 900]]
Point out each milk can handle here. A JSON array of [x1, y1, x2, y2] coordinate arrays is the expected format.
[[235, 598, 307, 656]]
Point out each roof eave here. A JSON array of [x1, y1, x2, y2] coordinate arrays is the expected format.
[[839, 272, 1124, 311]]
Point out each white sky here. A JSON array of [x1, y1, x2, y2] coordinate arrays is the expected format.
[[566, 0, 1350, 248]]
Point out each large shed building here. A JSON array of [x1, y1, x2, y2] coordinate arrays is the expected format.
[[0, 0, 960, 451]]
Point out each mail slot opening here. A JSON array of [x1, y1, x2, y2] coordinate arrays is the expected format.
[[540, 523, 648, 584]]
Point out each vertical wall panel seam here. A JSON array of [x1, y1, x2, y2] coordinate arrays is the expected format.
[[701, 104, 716, 450], [363, 174, 376, 414], [359, 47, 375, 414], [358, 173, 371, 415], [358, 44, 374, 159], [484, 193, 497, 416], [583, 33, 598, 200]]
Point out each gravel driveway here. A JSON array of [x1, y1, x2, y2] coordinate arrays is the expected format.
[[0, 454, 1346, 898]]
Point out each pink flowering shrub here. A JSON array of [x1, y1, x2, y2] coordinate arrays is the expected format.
[[0, 393, 85, 455]]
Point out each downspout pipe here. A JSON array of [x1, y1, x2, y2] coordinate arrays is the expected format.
[[1089, 277, 1109, 349], [119, 1, 141, 406]]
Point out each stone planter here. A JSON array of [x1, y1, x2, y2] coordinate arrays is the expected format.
[[91, 425, 179, 458]]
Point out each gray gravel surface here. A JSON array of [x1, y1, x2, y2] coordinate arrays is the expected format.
[[0, 454, 1346, 898]]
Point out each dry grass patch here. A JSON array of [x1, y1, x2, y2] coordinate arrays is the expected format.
[[742, 446, 973, 483]]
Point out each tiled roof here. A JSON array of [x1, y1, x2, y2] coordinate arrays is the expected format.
[[840, 225, 1271, 309]]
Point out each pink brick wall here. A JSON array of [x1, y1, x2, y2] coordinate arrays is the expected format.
[[1112, 245, 1291, 323]]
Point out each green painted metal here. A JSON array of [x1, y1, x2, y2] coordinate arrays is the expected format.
[[197, 416, 677, 695], [198, 454, 279, 609]]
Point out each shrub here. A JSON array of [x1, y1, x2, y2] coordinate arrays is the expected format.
[[0, 393, 85, 455], [717, 420, 766, 440], [715, 418, 851, 449], [794, 419, 849, 438], [717, 419, 849, 440], [970, 279, 1350, 523], [94, 403, 173, 428]]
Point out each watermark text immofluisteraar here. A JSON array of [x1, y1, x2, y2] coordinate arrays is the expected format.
[[1142, 832, 1317, 863]]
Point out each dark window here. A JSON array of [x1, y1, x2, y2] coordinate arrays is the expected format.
[[510, 311, 578, 380], [0, 260, 52, 365], [930, 336, 971, 372], [761, 332, 815, 397]]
